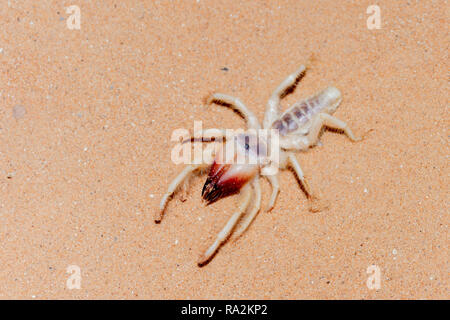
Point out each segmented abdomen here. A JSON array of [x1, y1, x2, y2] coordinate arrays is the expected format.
[[271, 94, 325, 136]]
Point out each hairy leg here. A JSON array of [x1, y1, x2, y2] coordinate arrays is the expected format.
[[233, 177, 262, 239], [280, 113, 361, 150], [265, 173, 280, 211], [156, 164, 209, 223], [198, 184, 253, 266], [287, 153, 328, 212], [287, 153, 312, 197], [157, 142, 216, 222], [206, 93, 261, 129], [306, 113, 361, 146], [181, 128, 226, 144], [264, 65, 306, 129]]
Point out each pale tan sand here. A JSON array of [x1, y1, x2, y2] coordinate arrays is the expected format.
[[0, 1, 447, 299]]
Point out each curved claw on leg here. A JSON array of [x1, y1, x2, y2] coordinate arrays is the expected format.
[[265, 174, 279, 212], [155, 194, 170, 223], [307, 195, 329, 213], [359, 128, 374, 141]]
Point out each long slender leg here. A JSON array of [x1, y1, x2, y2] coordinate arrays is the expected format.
[[233, 177, 262, 239], [287, 153, 328, 212], [158, 142, 217, 221], [278, 133, 309, 150], [157, 164, 202, 222], [306, 113, 361, 146], [198, 184, 253, 266], [157, 137, 217, 222], [265, 174, 280, 211], [287, 154, 312, 197], [206, 93, 261, 129], [280, 113, 361, 151], [263, 65, 306, 129], [181, 128, 226, 144]]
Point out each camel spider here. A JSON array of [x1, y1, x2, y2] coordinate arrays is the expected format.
[[156, 65, 362, 266]]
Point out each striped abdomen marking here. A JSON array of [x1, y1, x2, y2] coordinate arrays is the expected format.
[[270, 87, 342, 136], [271, 95, 321, 136]]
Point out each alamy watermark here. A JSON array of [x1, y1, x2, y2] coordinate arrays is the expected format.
[[66, 5, 81, 30], [66, 265, 81, 289], [170, 121, 281, 175], [367, 5, 381, 30], [366, 265, 381, 290]]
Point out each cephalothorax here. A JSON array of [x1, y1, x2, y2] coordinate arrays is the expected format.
[[156, 65, 362, 266]]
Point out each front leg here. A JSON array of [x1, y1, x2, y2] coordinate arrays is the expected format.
[[181, 128, 226, 144], [206, 93, 261, 129], [157, 146, 216, 223], [233, 176, 262, 239], [156, 164, 206, 223], [198, 184, 253, 266]]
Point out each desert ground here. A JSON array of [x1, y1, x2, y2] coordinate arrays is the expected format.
[[0, 1, 448, 299]]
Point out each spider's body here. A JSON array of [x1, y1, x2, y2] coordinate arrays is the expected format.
[[156, 65, 361, 266], [272, 87, 341, 137]]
